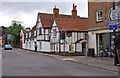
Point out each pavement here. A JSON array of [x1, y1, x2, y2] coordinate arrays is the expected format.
[[38, 52, 119, 72]]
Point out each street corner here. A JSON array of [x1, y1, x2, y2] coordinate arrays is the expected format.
[[62, 58, 78, 63]]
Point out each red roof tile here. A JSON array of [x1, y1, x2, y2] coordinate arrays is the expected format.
[[55, 18, 89, 31], [38, 13, 89, 31], [38, 13, 54, 28]]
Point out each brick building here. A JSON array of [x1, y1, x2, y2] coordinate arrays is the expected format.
[[88, 2, 120, 56]]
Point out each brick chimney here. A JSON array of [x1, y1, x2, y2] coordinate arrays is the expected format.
[[72, 4, 77, 18], [53, 6, 59, 18]]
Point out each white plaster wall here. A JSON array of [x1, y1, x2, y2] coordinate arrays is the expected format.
[[37, 35, 44, 40], [36, 18, 42, 29], [41, 42, 50, 52], [65, 44, 69, 52], [72, 32, 74, 43], [81, 33, 84, 39], [61, 45, 64, 52], [23, 44, 26, 49], [88, 31, 97, 55], [74, 32, 77, 43], [31, 40, 34, 50], [50, 21, 59, 43], [78, 33, 81, 39], [76, 43, 82, 52]]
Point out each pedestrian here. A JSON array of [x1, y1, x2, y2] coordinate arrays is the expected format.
[[113, 48, 119, 66], [34, 42, 37, 52]]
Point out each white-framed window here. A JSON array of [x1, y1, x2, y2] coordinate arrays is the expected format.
[[53, 29, 56, 37], [39, 28, 42, 35], [34, 30, 36, 36], [26, 33, 28, 38], [29, 32, 31, 37], [96, 10, 103, 22], [37, 28, 39, 35]]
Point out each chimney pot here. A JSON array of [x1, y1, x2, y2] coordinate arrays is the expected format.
[[53, 6, 59, 18], [72, 4, 77, 18]]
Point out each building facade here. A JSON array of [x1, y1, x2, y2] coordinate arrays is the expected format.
[[21, 4, 89, 55], [88, 2, 120, 56]]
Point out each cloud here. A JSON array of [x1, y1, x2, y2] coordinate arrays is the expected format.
[[17, 12, 37, 28], [0, 10, 37, 28], [0, 2, 88, 28]]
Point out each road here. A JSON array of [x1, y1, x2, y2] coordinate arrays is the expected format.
[[2, 48, 118, 76]]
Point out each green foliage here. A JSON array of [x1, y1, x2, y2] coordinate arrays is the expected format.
[[5, 21, 24, 48]]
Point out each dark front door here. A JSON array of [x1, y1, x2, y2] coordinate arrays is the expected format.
[[82, 43, 86, 54]]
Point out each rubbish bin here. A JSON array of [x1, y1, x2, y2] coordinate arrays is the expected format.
[[88, 48, 95, 57]]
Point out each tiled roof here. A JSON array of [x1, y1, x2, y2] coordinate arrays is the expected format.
[[38, 13, 83, 29], [38, 13, 54, 28], [55, 18, 89, 31]]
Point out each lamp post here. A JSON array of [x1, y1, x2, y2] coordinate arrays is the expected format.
[[112, 1, 119, 66]]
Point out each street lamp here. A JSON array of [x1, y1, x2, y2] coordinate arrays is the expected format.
[[112, 1, 119, 66]]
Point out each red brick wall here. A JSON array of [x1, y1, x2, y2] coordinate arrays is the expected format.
[[88, 2, 112, 30]]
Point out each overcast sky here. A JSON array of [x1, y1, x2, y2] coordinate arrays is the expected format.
[[0, 1, 88, 28]]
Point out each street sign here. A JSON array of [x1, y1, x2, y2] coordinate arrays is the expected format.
[[106, 20, 119, 30], [109, 9, 118, 21], [109, 25, 118, 30], [106, 21, 118, 26]]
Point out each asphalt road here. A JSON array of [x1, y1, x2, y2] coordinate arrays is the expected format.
[[2, 48, 119, 76]]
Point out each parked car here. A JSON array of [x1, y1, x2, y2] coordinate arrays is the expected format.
[[4, 44, 12, 50]]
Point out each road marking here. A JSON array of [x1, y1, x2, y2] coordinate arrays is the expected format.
[[62, 58, 78, 62]]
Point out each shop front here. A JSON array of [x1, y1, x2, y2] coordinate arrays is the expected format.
[[97, 31, 120, 57]]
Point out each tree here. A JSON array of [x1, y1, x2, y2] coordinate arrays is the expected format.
[[5, 21, 24, 48]]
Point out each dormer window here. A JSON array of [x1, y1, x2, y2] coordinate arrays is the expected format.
[[96, 10, 103, 22], [39, 28, 42, 35]]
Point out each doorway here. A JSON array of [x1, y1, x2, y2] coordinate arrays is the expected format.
[[82, 43, 86, 55]]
